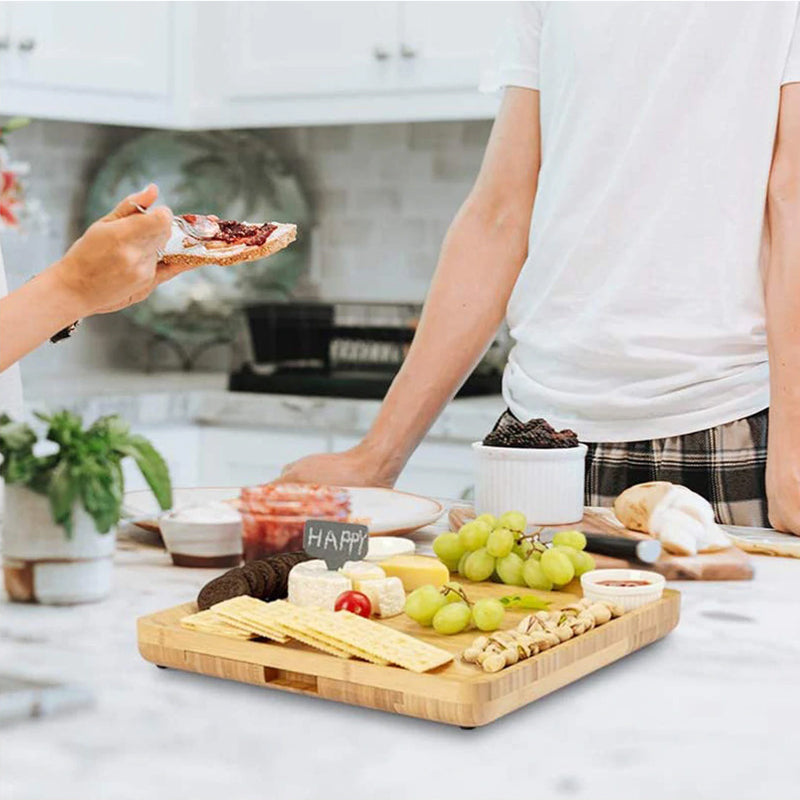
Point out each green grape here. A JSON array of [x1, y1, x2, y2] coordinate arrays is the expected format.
[[552, 530, 587, 551], [497, 510, 527, 532], [432, 602, 472, 634], [553, 545, 582, 572], [471, 598, 505, 632], [495, 552, 526, 586], [463, 548, 496, 582], [522, 558, 553, 591], [475, 513, 498, 529], [540, 548, 575, 587], [486, 527, 515, 558], [433, 532, 466, 567], [404, 584, 447, 626], [528, 548, 542, 561], [571, 549, 596, 577], [458, 520, 491, 551], [512, 538, 534, 559], [442, 581, 466, 603], [457, 551, 471, 578]]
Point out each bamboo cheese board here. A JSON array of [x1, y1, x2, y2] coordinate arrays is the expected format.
[[138, 581, 680, 728]]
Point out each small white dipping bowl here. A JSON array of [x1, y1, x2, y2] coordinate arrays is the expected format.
[[159, 502, 243, 568], [581, 568, 665, 612], [472, 441, 588, 525]]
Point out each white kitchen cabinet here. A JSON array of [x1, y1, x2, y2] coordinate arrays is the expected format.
[[0, 1, 503, 128], [397, 2, 499, 91], [219, 2, 397, 100], [1, 2, 178, 127], [197, 426, 328, 487]]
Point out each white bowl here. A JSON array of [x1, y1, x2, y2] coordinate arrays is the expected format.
[[580, 568, 665, 612], [472, 441, 587, 525], [159, 504, 243, 568]]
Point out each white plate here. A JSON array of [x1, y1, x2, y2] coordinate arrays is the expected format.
[[122, 486, 444, 538]]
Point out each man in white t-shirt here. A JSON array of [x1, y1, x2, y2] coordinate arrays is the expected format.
[[283, 2, 800, 533]]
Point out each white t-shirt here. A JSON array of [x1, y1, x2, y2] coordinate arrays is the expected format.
[[0, 246, 24, 418], [483, 1, 800, 442]]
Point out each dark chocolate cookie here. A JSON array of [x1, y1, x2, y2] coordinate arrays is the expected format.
[[197, 570, 250, 611]]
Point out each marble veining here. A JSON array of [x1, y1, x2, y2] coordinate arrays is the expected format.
[[1, 519, 798, 800]]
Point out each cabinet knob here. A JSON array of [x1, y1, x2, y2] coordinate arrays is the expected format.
[[373, 46, 391, 61], [400, 43, 417, 59], [0, 37, 10, 51], [18, 38, 36, 52]]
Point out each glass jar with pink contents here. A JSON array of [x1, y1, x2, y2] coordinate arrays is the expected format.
[[239, 483, 351, 561]]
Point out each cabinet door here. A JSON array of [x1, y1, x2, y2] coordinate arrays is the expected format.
[[198, 427, 329, 488], [218, 1, 399, 99], [5, 1, 171, 96], [397, 1, 503, 90]]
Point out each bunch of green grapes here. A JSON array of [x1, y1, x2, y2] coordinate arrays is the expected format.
[[432, 514, 596, 592], [404, 581, 505, 635]]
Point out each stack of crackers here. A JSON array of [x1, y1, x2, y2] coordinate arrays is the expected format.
[[181, 597, 453, 674]]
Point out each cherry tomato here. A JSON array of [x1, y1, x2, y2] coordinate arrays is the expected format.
[[334, 590, 372, 618]]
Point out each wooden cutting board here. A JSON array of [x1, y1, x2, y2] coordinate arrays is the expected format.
[[138, 583, 680, 728], [449, 507, 753, 581]]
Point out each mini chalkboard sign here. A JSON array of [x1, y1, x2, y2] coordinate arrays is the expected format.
[[303, 519, 369, 570]]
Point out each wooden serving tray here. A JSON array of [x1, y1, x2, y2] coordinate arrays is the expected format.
[[137, 583, 680, 728]]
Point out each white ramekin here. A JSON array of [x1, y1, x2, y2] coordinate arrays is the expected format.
[[580, 568, 665, 612], [472, 441, 587, 525], [159, 513, 243, 568]]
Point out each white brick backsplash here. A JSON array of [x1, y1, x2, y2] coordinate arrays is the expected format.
[[2, 116, 491, 382]]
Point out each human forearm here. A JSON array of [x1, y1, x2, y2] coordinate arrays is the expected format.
[[0, 267, 84, 372], [764, 83, 800, 531], [279, 89, 540, 488], [358, 197, 531, 482]]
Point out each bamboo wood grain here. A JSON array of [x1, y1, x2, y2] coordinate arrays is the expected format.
[[137, 583, 681, 727]]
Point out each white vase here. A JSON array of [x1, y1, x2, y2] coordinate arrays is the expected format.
[[1, 485, 115, 605]]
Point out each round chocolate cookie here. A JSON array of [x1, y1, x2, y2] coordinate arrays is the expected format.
[[249, 560, 279, 600], [197, 569, 250, 611], [241, 563, 267, 599]]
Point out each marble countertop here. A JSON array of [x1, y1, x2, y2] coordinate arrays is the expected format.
[[23, 370, 504, 442], [1, 523, 798, 800]]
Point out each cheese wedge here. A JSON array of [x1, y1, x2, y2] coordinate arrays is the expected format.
[[377, 555, 449, 592], [356, 577, 405, 618], [340, 561, 386, 587]]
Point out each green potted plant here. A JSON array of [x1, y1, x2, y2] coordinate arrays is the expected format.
[[0, 411, 172, 604]]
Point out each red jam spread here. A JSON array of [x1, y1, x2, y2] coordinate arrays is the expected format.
[[596, 579, 652, 587], [215, 219, 277, 247], [238, 483, 351, 561]]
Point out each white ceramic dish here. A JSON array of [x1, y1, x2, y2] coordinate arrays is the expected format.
[[123, 486, 444, 539], [158, 503, 243, 568], [472, 442, 587, 525], [580, 568, 665, 612]]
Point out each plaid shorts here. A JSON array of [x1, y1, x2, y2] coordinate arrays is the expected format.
[[493, 409, 769, 527]]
